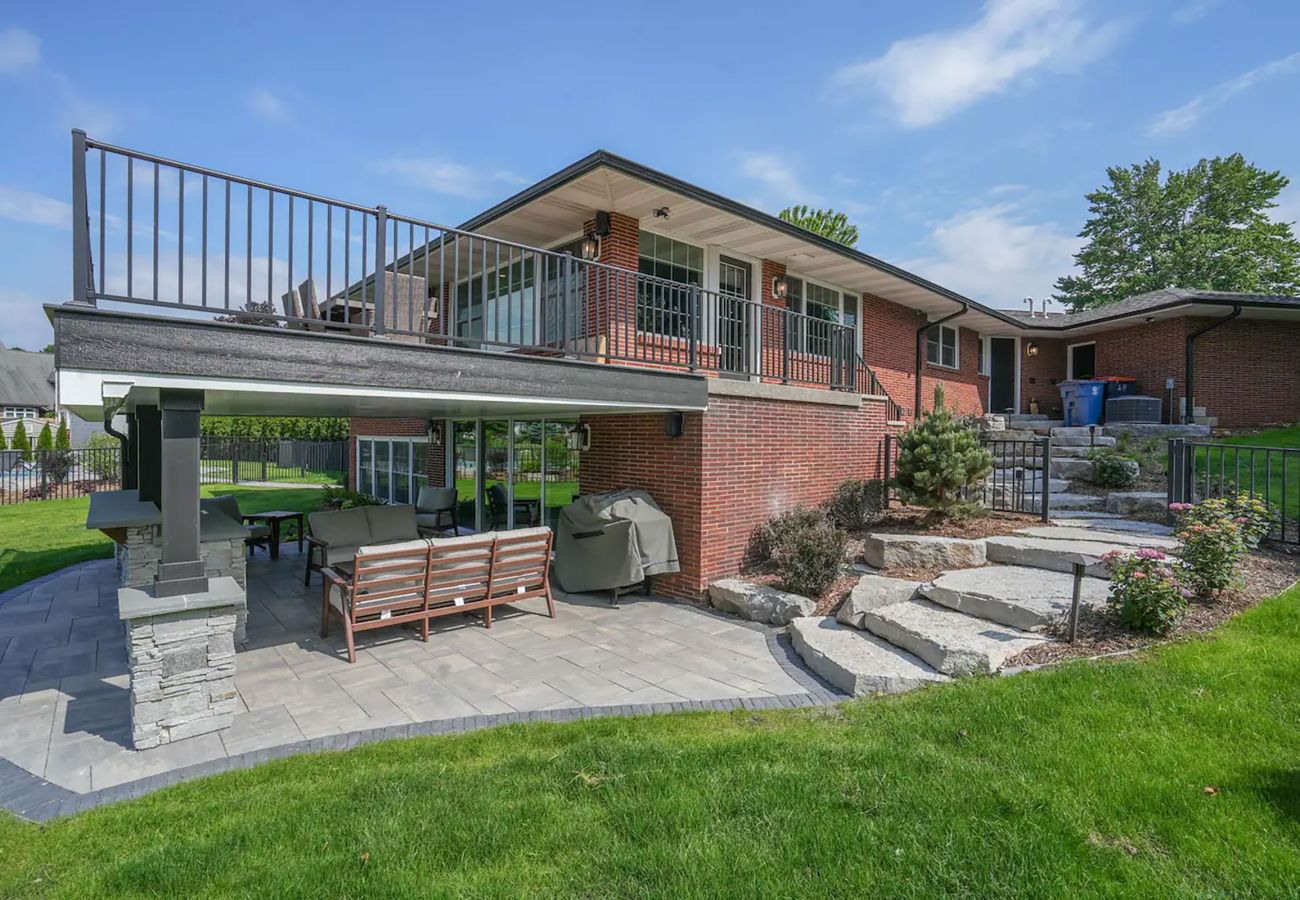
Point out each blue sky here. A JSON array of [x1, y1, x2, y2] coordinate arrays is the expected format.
[[1, 0, 1298, 349]]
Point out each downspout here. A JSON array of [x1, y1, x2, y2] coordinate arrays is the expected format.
[[1184, 304, 1241, 424], [915, 303, 968, 418]]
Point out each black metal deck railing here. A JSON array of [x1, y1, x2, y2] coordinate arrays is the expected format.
[[70, 131, 903, 399]]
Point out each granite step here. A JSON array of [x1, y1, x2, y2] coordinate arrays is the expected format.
[[861, 599, 1050, 676], [789, 617, 950, 696], [1012, 525, 1179, 549], [1048, 492, 1106, 511], [984, 535, 1137, 578], [921, 565, 1110, 631]]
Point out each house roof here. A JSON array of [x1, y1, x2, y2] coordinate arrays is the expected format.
[[1002, 288, 1300, 333], [458, 150, 1026, 332], [0, 349, 55, 408]]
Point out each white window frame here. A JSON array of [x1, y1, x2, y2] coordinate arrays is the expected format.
[[355, 435, 429, 504], [926, 324, 960, 370], [2, 406, 40, 420], [784, 271, 863, 359], [1066, 341, 1097, 380]]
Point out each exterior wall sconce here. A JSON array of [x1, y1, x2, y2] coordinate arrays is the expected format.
[[666, 411, 685, 438], [567, 422, 591, 452], [1026, 342, 1040, 358], [771, 275, 789, 301]]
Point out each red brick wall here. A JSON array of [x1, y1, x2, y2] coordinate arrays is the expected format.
[[860, 294, 987, 418], [1021, 337, 1068, 418], [348, 417, 446, 492], [580, 393, 895, 599]]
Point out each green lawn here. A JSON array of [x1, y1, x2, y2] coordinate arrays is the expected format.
[[1195, 424, 1300, 507], [0, 485, 327, 595], [1, 588, 1298, 897]]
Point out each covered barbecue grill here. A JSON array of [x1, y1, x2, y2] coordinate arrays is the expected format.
[[553, 489, 679, 596]]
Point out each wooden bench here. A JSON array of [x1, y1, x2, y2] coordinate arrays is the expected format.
[[320, 527, 554, 662]]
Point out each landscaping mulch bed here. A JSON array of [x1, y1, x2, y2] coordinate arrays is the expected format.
[[1007, 545, 1300, 667]]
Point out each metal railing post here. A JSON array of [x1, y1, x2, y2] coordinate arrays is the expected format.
[[71, 130, 91, 305], [373, 205, 388, 334]]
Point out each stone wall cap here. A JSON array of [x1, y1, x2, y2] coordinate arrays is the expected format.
[[119, 576, 246, 620]]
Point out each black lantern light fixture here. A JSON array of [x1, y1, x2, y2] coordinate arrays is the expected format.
[[771, 274, 788, 301]]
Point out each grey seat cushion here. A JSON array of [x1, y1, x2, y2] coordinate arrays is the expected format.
[[309, 508, 371, 549], [366, 504, 419, 544]]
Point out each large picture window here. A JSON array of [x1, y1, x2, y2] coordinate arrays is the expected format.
[[637, 231, 703, 337], [787, 277, 859, 357], [355, 437, 429, 504], [927, 324, 959, 369]]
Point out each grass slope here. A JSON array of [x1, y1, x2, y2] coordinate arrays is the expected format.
[[1, 588, 1297, 897], [0, 485, 326, 594]]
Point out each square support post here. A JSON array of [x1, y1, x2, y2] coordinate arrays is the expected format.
[[136, 404, 161, 505], [154, 389, 208, 598]]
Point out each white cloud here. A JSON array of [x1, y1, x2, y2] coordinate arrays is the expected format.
[[1149, 52, 1300, 136], [247, 87, 292, 122], [831, 0, 1125, 128], [0, 26, 39, 75], [1173, 0, 1219, 25], [902, 204, 1081, 308], [0, 186, 70, 227], [375, 157, 525, 199], [739, 152, 823, 207]]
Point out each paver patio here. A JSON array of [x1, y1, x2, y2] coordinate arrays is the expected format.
[[0, 546, 838, 814]]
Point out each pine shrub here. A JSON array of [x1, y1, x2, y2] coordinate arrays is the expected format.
[[891, 385, 993, 516]]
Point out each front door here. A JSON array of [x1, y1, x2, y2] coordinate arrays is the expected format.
[[717, 255, 752, 376], [989, 337, 1017, 413]]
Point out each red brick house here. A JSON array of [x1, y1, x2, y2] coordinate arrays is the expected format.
[[341, 153, 1300, 599]]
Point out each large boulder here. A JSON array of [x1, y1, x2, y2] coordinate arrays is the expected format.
[[862, 534, 986, 570], [836, 574, 922, 628], [1105, 491, 1168, 518], [708, 579, 814, 626]]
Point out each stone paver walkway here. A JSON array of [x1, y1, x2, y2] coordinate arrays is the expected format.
[[0, 547, 841, 821]]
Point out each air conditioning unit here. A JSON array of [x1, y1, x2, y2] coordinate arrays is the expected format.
[[1105, 395, 1162, 424]]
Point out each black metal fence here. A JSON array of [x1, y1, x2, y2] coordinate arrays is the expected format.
[[199, 438, 346, 485], [883, 434, 1051, 521], [0, 447, 122, 504], [1167, 438, 1298, 544]]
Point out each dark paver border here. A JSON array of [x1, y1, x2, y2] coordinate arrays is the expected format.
[[0, 561, 849, 823]]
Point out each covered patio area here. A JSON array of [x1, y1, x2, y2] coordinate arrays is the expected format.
[[0, 545, 835, 815]]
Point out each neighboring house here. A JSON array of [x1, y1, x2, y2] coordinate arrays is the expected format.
[[51, 136, 1300, 600], [0, 347, 114, 448]]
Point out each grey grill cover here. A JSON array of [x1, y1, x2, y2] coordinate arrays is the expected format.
[[553, 489, 679, 593]]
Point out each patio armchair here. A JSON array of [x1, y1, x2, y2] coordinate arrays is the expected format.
[[201, 493, 271, 556], [304, 504, 420, 585], [414, 485, 460, 535]]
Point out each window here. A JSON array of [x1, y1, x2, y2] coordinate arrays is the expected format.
[[2, 407, 39, 420], [355, 437, 429, 504], [637, 231, 703, 336], [788, 277, 859, 357], [927, 325, 958, 369]]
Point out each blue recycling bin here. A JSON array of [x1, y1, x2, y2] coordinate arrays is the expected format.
[[1060, 380, 1105, 426]]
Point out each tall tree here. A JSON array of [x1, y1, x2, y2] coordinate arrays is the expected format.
[[1055, 154, 1300, 310], [778, 206, 860, 247]]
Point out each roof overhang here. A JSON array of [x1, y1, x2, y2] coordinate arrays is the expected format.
[[459, 151, 1025, 332], [49, 304, 708, 422]]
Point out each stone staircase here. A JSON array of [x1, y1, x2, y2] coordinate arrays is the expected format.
[[789, 516, 1178, 696]]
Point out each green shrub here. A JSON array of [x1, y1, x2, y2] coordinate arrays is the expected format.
[[823, 478, 887, 531], [892, 385, 993, 516], [321, 486, 383, 509], [12, 420, 31, 461], [758, 507, 847, 598], [1088, 450, 1139, 489], [1105, 548, 1189, 635]]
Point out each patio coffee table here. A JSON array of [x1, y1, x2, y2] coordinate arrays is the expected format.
[[244, 510, 305, 560]]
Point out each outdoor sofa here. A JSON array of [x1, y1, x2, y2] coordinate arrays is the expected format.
[[319, 527, 556, 662]]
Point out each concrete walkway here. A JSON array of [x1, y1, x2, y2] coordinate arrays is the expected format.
[[0, 547, 842, 822]]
